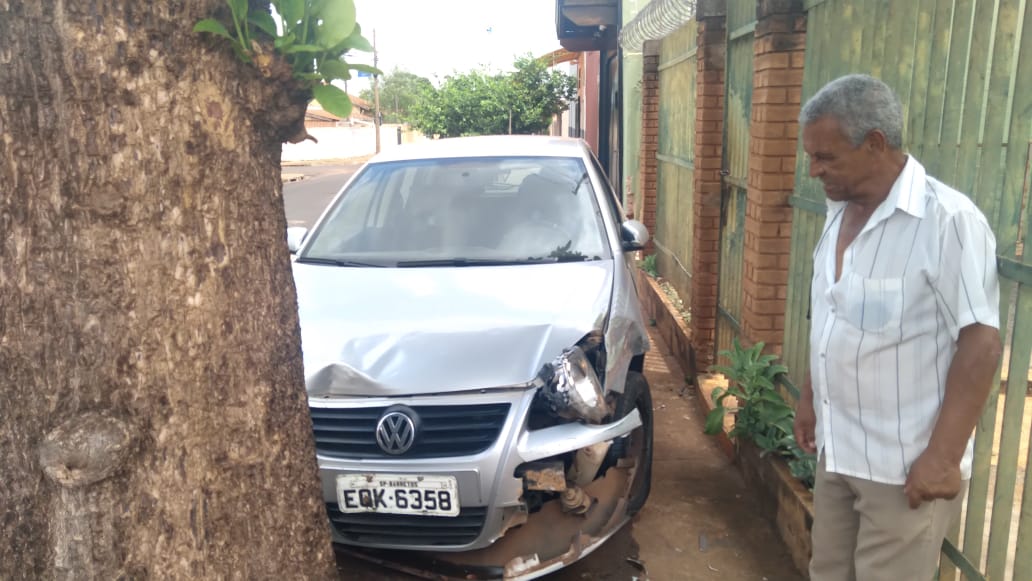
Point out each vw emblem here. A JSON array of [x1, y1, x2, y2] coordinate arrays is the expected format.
[[376, 408, 417, 455]]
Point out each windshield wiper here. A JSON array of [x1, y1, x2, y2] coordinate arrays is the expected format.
[[571, 172, 588, 194], [295, 256, 388, 268], [396, 256, 598, 267], [529, 254, 597, 263], [395, 258, 535, 268]]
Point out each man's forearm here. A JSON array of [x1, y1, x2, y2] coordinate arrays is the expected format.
[[926, 323, 1002, 464], [799, 375, 813, 402]]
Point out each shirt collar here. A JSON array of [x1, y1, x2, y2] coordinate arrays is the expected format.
[[824, 154, 927, 224], [887, 155, 927, 218]]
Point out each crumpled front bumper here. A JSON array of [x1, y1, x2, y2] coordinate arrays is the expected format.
[[317, 387, 644, 580]]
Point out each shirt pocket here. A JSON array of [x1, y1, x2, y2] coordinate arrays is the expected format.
[[836, 272, 904, 333]]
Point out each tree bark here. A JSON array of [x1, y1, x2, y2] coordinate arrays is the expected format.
[[0, 1, 335, 578]]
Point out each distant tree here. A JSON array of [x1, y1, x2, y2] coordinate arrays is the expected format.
[[359, 69, 434, 124], [505, 54, 578, 134], [409, 54, 576, 138]]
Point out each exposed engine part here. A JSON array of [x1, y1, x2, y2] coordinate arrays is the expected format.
[[520, 461, 568, 492], [569, 440, 612, 486], [560, 487, 593, 515], [538, 346, 610, 424]]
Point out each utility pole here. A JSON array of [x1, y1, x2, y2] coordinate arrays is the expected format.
[[373, 29, 381, 154]]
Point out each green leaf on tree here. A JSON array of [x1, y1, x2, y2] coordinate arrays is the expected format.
[[319, 59, 351, 81], [313, 0, 357, 49], [227, 0, 249, 22], [330, 24, 373, 52], [275, 0, 305, 31], [283, 43, 326, 54], [313, 83, 352, 118], [273, 32, 296, 50], [248, 12, 278, 37], [348, 63, 381, 76], [193, 19, 233, 40]]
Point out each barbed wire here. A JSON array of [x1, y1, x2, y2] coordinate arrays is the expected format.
[[619, 0, 697, 51]]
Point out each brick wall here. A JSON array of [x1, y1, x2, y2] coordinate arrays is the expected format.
[[637, 41, 660, 255], [741, 0, 807, 355], [690, 1, 727, 366]]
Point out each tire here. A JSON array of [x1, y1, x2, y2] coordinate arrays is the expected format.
[[606, 370, 654, 515]]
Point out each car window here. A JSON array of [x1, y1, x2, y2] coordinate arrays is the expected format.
[[300, 156, 612, 266]]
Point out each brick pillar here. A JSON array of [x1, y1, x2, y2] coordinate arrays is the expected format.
[[742, 0, 807, 355], [690, 0, 727, 367], [637, 40, 660, 255]]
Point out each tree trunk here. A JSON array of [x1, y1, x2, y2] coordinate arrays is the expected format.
[[0, 1, 336, 578]]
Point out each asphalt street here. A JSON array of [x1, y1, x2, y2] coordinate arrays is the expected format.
[[282, 159, 366, 228]]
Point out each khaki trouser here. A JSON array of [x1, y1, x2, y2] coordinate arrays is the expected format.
[[809, 455, 966, 581]]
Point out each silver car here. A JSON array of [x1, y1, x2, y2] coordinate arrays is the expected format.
[[287, 136, 653, 580]]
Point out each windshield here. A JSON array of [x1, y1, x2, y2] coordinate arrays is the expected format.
[[299, 156, 611, 266]]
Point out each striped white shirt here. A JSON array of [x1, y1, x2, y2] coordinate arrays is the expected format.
[[809, 156, 1000, 484]]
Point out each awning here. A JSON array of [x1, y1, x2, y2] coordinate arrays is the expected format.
[[619, 0, 696, 51]]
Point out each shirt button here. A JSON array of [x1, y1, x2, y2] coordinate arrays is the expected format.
[[820, 353, 826, 359], [831, 308, 836, 314]]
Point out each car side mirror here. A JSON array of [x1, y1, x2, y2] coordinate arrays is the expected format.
[[286, 227, 309, 254], [620, 220, 649, 252]]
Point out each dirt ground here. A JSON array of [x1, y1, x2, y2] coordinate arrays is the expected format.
[[334, 324, 805, 581]]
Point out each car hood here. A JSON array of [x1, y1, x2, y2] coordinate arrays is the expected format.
[[293, 261, 615, 397]]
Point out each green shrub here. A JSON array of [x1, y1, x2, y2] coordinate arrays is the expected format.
[[640, 254, 658, 278], [703, 337, 815, 489]]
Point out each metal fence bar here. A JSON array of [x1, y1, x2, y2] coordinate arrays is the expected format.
[[658, 47, 697, 71], [941, 539, 988, 581], [729, 21, 756, 41], [963, 277, 1014, 569], [656, 153, 695, 170], [986, 284, 1032, 579], [1014, 437, 1032, 581]]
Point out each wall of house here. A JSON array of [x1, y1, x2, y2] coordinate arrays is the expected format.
[[281, 124, 424, 162]]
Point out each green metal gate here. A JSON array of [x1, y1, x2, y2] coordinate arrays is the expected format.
[[782, 1, 1032, 578], [716, 0, 755, 361], [656, 24, 698, 302]]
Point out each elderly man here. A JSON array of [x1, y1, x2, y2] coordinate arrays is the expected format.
[[793, 74, 1002, 580]]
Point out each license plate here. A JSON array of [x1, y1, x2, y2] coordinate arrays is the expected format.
[[336, 473, 460, 517]]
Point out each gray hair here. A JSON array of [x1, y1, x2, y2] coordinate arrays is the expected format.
[[799, 74, 904, 149]]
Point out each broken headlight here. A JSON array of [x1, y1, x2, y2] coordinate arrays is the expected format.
[[537, 346, 610, 424]]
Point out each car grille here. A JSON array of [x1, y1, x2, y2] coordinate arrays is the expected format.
[[311, 403, 511, 459], [326, 504, 488, 546]]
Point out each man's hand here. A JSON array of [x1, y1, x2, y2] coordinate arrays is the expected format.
[[793, 392, 817, 455], [903, 450, 962, 509]]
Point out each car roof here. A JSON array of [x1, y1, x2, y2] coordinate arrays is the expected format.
[[367, 135, 590, 163]]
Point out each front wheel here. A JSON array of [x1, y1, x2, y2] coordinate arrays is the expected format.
[[606, 370, 653, 515]]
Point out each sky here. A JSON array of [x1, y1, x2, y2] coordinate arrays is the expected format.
[[346, 0, 563, 89]]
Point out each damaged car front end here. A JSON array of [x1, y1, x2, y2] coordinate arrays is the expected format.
[[290, 136, 653, 580]]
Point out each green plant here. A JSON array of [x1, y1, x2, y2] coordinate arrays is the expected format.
[[703, 337, 815, 488], [786, 446, 817, 489], [194, 0, 379, 119], [640, 253, 658, 278]]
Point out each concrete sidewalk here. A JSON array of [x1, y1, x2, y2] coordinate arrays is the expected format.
[[626, 324, 805, 580]]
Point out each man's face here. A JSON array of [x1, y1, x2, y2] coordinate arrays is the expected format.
[[802, 116, 877, 202]]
